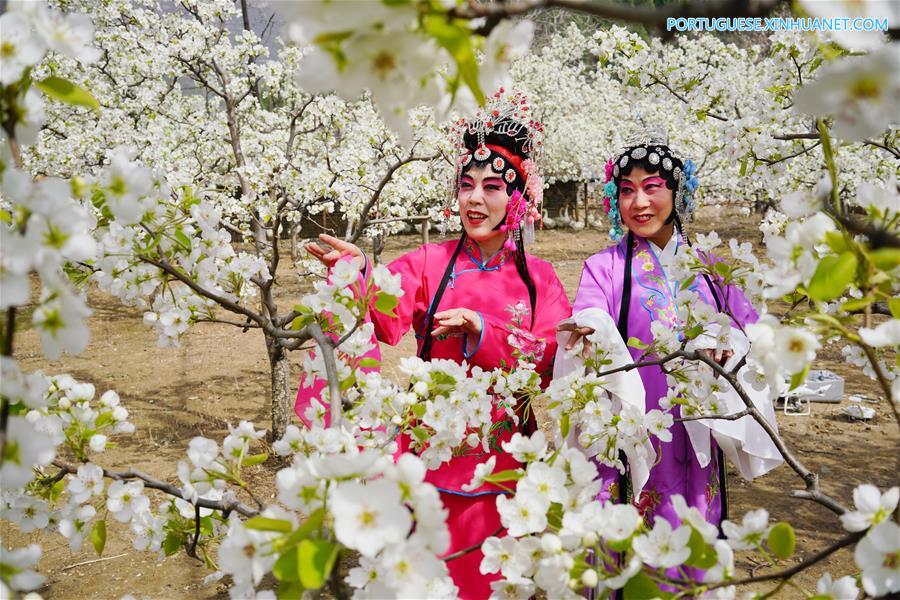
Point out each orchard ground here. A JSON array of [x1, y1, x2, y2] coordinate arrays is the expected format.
[[5, 206, 895, 599]]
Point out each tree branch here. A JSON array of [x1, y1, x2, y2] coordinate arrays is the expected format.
[[704, 530, 864, 591], [348, 153, 440, 244], [593, 348, 848, 515], [51, 460, 259, 517], [307, 323, 344, 427]]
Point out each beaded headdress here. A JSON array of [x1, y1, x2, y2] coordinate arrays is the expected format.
[[447, 88, 545, 250], [602, 128, 698, 241]]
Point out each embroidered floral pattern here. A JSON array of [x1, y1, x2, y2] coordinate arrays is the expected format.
[[504, 300, 546, 365], [634, 488, 661, 519]]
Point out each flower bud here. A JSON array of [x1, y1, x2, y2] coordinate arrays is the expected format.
[[583, 532, 598, 546], [541, 533, 562, 554], [412, 381, 429, 396], [581, 569, 598, 588]]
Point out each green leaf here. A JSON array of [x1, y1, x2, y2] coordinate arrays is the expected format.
[[241, 452, 268, 467], [679, 275, 698, 291], [423, 15, 484, 105], [277, 580, 304, 600], [869, 247, 900, 272], [623, 571, 668, 599], [374, 293, 399, 317], [290, 315, 313, 331], [244, 516, 293, 533], [200, 515, 214, 537], [824, 231, 847, 254], [339, 374, 356, 391], [627, 336, 648, 350], [839, 296, 875, 313], [890, 298, 900, 319], [683, 324, 704, 340], [358, 357, 381, 368], [546, 502, 564, 529], [685, 528, 718, 569], [297, 539, 338, 590], [808, 252, 858, 302], [411, 426, 430, 442], [483, 469, 524, 483], [91, 520, 107, 557], [560, 413, 570, 440], [174, 228, 192, 251], [162, 531, 182, 557], [767, 522, 795, 559], [281, 508, 326, 548], [273, 547, 300, 582], [411, 404, 426, 419], [35, 76, 100, 111], [713, 261, 731, 279], [789, 363, 810, 391]]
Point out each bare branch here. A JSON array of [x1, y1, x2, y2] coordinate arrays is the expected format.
[[704, 530, 864, 592], [348, 153, 441, 244], [307, 323, 344, 427], [51, 460, 259, 517], [593, 348, 848, 515]]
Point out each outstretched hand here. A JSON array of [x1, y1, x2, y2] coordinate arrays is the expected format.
[[306, 233, 364, 269], [432, 308, 482, 338], [557, 321, 596, 355]]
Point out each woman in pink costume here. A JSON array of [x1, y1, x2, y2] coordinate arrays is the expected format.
[[300, 90, 571, 599], [559, 132, 781, 541]]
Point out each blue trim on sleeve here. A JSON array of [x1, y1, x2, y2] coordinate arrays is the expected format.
[[462, 312, 485, 359]]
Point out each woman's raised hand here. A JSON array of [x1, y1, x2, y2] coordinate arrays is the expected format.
[[305, 233, 364, 268], [432, 308, 482, 338], [557, 321, 596, 353]]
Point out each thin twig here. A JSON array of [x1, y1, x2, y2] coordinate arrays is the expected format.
[[51, 460, 259, 517], [187, 503, 201, 559], [61, 553, 129, 572], [349, 153, 440, 244], [443, 526, 505, 562], [705, 531, 864, 591], [676, 408, 750, 422]]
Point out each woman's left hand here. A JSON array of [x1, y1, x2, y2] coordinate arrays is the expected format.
[[431, 308, 482, 337], [700, 348, 734, 368]]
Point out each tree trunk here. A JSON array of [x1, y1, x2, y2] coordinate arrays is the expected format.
[[266, 336, 293, 441]]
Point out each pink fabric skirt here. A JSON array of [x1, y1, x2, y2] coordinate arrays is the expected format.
[[441, 492, 505, 600]]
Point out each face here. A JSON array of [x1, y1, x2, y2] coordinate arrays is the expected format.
[[457, 163, 510, 244], [618, 166, 675, 244]]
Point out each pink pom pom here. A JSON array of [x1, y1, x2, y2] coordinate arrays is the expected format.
[[504, 238, 515, 251], [500, 224, 507, 232]]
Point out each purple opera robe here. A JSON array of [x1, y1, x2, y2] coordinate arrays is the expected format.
[[295, 237, 571, 599], [572, 233, 758, 531]]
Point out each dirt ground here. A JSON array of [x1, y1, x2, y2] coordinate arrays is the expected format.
[[4, 208, 897, 599]]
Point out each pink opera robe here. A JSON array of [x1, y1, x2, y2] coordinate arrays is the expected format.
[[572, 234, 759, 532], [295, 237, 572, 599]]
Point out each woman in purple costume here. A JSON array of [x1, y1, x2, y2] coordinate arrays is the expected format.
[[559, 132, 780, 536]]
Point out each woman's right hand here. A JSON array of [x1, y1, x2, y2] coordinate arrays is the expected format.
[[557, 321, 596, 353], [305, 233, 364, 269]]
